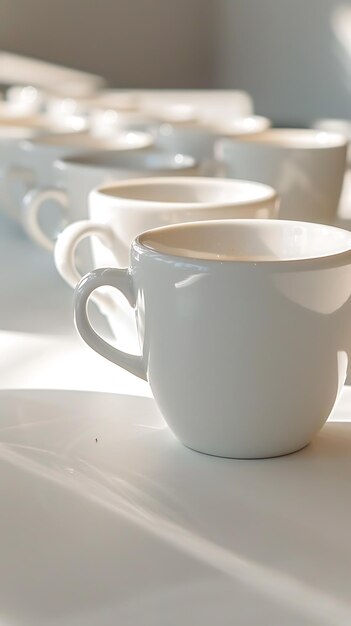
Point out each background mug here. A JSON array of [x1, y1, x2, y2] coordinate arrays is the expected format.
[[74, 218, 351, 459], [22, 147, 200, 252], [10, 129, 154, 247], [0, 115, 90, 223], [151, 114, 271, 175], [216, 129, 347, 223], [313, 118, 351, 164], [55, 177, 279, 348]]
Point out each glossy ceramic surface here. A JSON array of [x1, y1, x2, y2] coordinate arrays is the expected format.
[[216, 129, 348, 223], [74, 218, 351, 458]]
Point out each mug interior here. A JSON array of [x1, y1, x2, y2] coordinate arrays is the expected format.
[[230, 128, 347, 149], [99, 177, 275, 205], [32, 130, 153, 150], [61, 149, 195, 171], [138, 219, 351, 262]]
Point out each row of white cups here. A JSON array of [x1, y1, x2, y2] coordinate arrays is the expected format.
[[2, 83, 351, 460]]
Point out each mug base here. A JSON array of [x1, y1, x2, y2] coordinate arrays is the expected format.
[[182, 440, 311, 460]]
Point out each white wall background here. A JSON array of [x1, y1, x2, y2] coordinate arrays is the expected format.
[[213, 0, 351, 124], [0, 0, 214, 87], [2, 0, 351, 124]]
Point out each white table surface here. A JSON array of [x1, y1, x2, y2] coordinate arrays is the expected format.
[[1, 200, 351, 625], [0, 213, 150, 397]]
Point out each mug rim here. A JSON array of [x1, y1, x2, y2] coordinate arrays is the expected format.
[[0, 113, 51, 129], [92, 176, 278, 209], [205, 114, 271, 135], [21, 129, 154, 152], [55, 148, 197, 171], [155, 114, 271, 135], [134, 218, 351, 267], [314, 118, 351, 137], [217, 128, 348, 150]]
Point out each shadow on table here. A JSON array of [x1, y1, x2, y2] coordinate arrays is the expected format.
[[0, 388, 351, 625]]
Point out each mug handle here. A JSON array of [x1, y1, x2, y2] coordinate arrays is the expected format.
[[2, 165, 34, 222], [74, 267, 147, 381], [21, 186, 69, 251], [54, 220, 120, 311]]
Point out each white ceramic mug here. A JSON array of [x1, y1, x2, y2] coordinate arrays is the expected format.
[[152, 115, 271, 174], [55, 177, 278, 348], [313, 118, 351, 164], [74, 218, 351, 458], [0, 92, 40, 118], [138, 89, 254, 120], [6, 85, 44, 114], [0, 114, 87, 223], [23, 148, 200, 252], [47, 91, 148, 135], [10, 129, 154, 245], [216, 129, 348, 223]]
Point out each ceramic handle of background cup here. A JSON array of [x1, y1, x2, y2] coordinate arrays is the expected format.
[[21, 187, 69, 251], [75, 267, 147, 380], [213, 140, 230, 176], [54, 220, 121, 312], [2, 165, 35, 222]]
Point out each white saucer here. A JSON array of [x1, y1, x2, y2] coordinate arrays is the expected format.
[[0, 388, 351, 625]]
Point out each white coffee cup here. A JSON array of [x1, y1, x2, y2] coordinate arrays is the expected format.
[[9, 129, 154, 242], [314, 118, 351, 164], [55, 177, 278, 349], [74, 218, 351, 459], [153, 115, 271, 174], [138, 89, 254, 120], [6, 85, 44, 114], [216, 129, 348, 223], [0, 118, 88, 224], [47, 91, 147, 135], [90, 109, 161, 136], [24, 148, 200, 251], [0, 93, 40, 118]]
